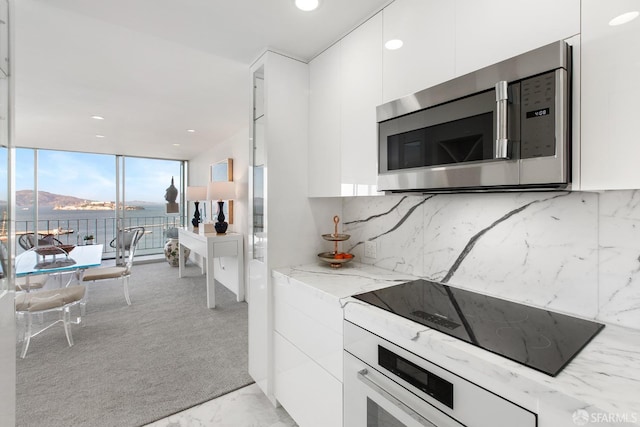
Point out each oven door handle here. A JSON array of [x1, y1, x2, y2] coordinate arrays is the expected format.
[[357, 369, 437, 427]]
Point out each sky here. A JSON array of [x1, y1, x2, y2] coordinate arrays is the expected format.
[[13, 148, 182, 203]]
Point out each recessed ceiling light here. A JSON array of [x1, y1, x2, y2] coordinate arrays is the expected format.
[[609, 11, 639, 26], [385, 39, 404, 50], [95, 134, 105, 138], [173, 143, 181, 147], [91, 115, 104, 120], [186, 129, 195, 133], [295, 0, 319, 12]]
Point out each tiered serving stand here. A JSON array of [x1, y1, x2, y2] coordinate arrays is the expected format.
[[317, 215, 355, 268]]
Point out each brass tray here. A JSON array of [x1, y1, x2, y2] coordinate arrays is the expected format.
[[317, 251, 355, 268], [321, 233, 350, 242]]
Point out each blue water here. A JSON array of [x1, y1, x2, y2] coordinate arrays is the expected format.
[[15, 205, 184, 254]]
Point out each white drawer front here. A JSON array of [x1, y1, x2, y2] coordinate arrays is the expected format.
[[274, 332, 342, 427], [213, 240, 237, 257], [274, 295, 343, 381], [273, 276, 343, 333]]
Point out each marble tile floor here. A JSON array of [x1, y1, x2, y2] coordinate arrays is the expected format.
[[145, 383, 298, 427]]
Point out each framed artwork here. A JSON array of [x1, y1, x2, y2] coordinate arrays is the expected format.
[[210, 158, 233, 182], [210, 158, 233, 224]]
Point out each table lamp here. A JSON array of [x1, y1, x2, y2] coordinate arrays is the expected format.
[[207, 181, 236, 234], [186, 186, 207, 230]]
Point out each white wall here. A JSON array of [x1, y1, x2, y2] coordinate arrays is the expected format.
[[1, 1, 16, 424], [188, 128, 250, 291]]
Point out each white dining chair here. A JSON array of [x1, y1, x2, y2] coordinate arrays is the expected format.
[[81, 228, 143, 305], [15, 285, 86, 358], [16, 274, 49, 292]]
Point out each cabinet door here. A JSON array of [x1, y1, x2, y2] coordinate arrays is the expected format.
[[308, 45, 341, 197], [454, 0, 580, 76], [382, 0, 455, 103], [340, 12, 382, 196], [581, 0, 640, 190]]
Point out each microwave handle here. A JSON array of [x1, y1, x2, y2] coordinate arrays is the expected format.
[[495, 81, 510, 159]]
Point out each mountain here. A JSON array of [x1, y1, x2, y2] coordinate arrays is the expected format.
[[16, 190, 92, 207], [15, 190, 163, 207]]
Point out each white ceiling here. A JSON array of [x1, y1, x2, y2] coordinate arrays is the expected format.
[[14, 0, 391, 160]]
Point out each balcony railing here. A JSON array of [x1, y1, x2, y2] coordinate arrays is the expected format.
[[16, 215, 185, 258]]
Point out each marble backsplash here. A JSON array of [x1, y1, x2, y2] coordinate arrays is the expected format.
[[342, 190, 640, 330]]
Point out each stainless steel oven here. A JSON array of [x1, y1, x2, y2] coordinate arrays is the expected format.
[[377, 40, 571, 192], [344, 321, 537, 427]]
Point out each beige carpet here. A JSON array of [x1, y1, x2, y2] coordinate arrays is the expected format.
[[16, 262, 252, 427]]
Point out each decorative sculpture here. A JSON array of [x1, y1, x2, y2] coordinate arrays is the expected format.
[[165, 177, 179, 214]]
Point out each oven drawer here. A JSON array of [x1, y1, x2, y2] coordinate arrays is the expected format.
[[345, 352, 464, 427], [344, 321, 537, 427]]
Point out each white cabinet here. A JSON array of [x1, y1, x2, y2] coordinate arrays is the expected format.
[[340, 13, 382, 197], [310, 0, 640, 193], [580, 0, 640, 190], [273, 275, 343, 427], [380, 0, 579, 101], [454, 0, 580, 76], [249, 52, 343, 407], [381, 0, 455, 103], [308, 45, 341, 197], [248, 52, 317, 404], [308, 13, 382, 197]]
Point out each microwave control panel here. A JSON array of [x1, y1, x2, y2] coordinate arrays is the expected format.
[[520, 71, 556, 159]]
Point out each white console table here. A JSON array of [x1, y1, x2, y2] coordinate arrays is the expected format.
[[178, 228, 244, 308]]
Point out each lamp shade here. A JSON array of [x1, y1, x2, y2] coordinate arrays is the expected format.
[[207, 181, 235, 201], [186, 186, 207, 201]]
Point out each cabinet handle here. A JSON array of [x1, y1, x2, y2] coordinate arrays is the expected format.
[[495, 80, 510, 159], [357, 369, 438, 427]]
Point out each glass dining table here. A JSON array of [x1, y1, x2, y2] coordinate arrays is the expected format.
[[16, 244, 104, 287]]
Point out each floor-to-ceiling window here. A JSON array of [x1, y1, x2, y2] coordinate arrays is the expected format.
[[14, 148, 185, 258], [122, 156, 184, 256]]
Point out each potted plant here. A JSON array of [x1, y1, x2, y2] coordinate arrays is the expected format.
[[83, 234, 95, 245]]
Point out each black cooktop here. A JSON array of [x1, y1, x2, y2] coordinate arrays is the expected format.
[[353, 279, 605, 376]]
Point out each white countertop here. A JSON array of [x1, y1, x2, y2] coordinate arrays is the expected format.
[[273, 262, 417, 303], [273, 262, 640, 426]]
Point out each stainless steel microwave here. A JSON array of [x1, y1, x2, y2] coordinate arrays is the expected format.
[[377, 41, 571, 192]]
